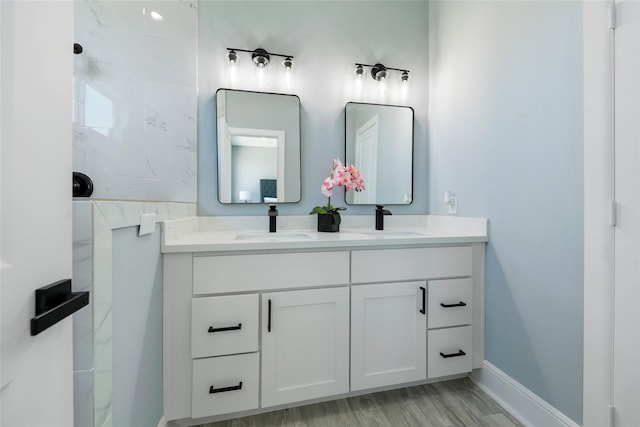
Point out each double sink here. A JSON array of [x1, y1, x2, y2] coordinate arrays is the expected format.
[[233, 230, 424, 242]]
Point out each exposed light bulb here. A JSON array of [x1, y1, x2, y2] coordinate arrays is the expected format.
[[227, 50, 238, 64], [353, 65, 364, 98], [378, 79, 386, 99]]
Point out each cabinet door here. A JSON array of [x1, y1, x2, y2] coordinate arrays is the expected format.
[[351, 281, 427, 391], [261, 287, 350, 407]]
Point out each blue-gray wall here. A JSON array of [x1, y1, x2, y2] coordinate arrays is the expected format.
[[197, 1, 429, 216], [428, 2, 584, 423], [113, 226, 163, 427]]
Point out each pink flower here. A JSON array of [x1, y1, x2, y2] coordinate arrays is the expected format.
[[325, 158, 366, 193], [321, 177, 334, 197], [312, 158, 367, 215], [319, 158, 366, 200]]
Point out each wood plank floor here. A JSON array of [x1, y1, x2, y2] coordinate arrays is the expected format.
[[200, 378, 523, 427]]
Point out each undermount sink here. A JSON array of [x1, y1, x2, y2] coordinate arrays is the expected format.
[[234, 232, 312, 241], [357, 230, 424, 238]]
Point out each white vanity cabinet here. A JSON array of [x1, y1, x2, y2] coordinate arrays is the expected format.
[[350, 246, 476, 391], [261, 287, 350, 407], [163, 251, 351, 422], [163, 231, 486, 425], [351, 281, 427, 390]]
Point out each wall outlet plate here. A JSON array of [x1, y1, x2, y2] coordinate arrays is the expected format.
[[139, 213, 156, 236], [448, 194, 458, 214], [444, 191, 458, 215]]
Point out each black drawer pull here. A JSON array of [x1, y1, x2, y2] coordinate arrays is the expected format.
[[440, 301, 467, 308], [208, 323, 242, 333], [268, 299, 272, 332], [209, 381, 243, 394], [420, 286, 426, 315], [440, 350, 466, 359]]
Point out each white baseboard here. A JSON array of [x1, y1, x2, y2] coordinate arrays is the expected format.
[[470, 361, 580, 427], [157, 415, 168, 427]]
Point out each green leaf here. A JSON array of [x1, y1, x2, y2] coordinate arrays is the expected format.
[[309, 206, 328, 214], [332, 211, 341, 226]]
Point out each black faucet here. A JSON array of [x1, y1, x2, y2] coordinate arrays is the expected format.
[[268, 205, 278, 232], [375, 205, 392, 230]]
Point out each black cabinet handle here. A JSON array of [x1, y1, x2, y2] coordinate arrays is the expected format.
[[440, 301, 467, 308], [208, 323, 242, 333], [420, 286, 426, 315], [267, 299, 272, 332], [440, 350, 466, 359], [209, 381, 243, 394]]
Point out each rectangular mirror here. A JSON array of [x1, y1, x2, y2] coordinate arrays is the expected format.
[[345, 102, 414, 205], [217, 89, 301, 204]]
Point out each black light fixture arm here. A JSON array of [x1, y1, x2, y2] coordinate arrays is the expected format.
[[355, 62, 409, 74], [227, 47, 294, 60]]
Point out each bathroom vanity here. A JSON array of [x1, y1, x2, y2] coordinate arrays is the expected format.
[[161, 215, 488, 425]]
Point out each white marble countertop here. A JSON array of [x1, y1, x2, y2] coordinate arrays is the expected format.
[[161, 215, 488, 253]]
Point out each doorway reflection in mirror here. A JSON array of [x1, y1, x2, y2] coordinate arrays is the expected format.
[[216, 89, 301, 204], [345, 102, 413, 206]]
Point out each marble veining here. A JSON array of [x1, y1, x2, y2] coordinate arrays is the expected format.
[[73, 0, 197, 202], [90, 200, 196, 427], [73, 201, 94, 427]]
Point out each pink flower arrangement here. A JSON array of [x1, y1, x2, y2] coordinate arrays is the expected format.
[[310, 158, 366, 226]]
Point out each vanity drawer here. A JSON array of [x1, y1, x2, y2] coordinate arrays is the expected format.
[[427, 326, 472, 379], [193, 252, 350, 295], [428, 278, 473, 329], [192, 294, 259, 358], [351, 246, 472, 284], [192, 353, 259, 418]]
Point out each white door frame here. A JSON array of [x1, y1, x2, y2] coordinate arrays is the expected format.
[[584, 2, 640, 426], [354, 115, 378, 204]]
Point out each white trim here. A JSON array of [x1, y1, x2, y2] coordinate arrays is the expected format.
[[582, 2, 615, 426], [470, 361, 580, 427], [156, 415, 168, 427]]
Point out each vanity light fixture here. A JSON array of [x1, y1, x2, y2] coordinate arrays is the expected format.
[[355, 62, 410, 83], [252, 48, 270, 68], [226, 47, 294, 70], [371, 63, 388, 81], [227, 49, 238, 64]]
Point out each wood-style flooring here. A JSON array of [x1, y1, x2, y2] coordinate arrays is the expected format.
[[200, 378, 523, 427]]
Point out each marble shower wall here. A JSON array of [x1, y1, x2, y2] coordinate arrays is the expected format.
[[73, 0, 198, 202]]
